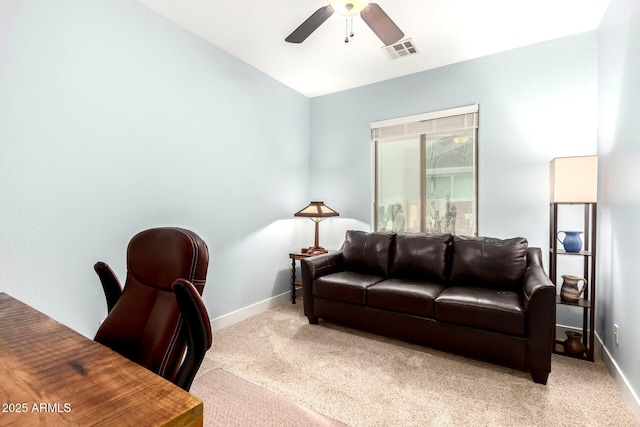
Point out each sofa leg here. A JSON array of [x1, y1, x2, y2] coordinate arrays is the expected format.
[[307, 315, 318, 325], [531, 370, 549, 385]]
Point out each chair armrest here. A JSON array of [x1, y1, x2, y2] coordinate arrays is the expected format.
[[172, 279, 212, 392], [94, 262, 122, 313], [301, 251, 343, 322]]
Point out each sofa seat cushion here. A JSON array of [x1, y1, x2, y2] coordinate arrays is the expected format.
[[434, 287, 525, 336], [367, 279, 445, 317], [313, 271, 385, 305]]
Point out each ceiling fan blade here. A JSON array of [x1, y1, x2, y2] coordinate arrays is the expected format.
[[360, 3, 404, 46], [285, 6, 335, 43]]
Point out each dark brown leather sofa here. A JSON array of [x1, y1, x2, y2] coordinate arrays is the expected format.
[[301, 230, 555, 384]]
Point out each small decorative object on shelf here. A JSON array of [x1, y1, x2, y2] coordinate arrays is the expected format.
[[556, 230, 583, 253], [563, 331, 587, 357], [549, 155, 598, 362], [560, 275, 588, 303]]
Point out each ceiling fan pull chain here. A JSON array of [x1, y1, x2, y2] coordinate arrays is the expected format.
[[350, 15, 355, 38], [344, 16, 349, 43], [345, 15, 355, 44]]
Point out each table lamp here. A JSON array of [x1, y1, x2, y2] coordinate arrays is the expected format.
[[294, 201, 339, 254]]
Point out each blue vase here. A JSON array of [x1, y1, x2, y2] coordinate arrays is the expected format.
[[556, 231, 583, 253]]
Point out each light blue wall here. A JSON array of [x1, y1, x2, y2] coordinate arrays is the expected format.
[[310, 32, 598, 256], [598, 0, 640, 412], [0, 0, 310, 337]]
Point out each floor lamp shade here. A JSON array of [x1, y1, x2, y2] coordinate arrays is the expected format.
[[550, 156, 598, 203]]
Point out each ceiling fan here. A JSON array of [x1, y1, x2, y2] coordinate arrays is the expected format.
[[285, 1, 404, 46]]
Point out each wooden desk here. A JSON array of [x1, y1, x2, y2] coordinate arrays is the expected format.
[[0, 292, 203, 426]]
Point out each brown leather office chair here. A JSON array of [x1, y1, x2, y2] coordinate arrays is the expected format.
[[93, 227, 212, 392]]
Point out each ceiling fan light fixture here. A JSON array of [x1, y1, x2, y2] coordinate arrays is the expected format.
[[328, 0, 371, 16]]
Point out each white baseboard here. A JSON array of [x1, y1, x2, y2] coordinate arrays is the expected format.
[[595, 332, 640, 423], [210, 289, 300, 332]]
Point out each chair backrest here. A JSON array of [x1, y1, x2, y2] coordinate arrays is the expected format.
[[94, 227, 209, 383]]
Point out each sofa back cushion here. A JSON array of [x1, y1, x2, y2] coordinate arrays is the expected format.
[[390, 233, 451, 282], [449, 236, 528, 289], [342, 230, 395, 277]]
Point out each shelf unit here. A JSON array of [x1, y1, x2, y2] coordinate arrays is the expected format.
[[549, 202, 596, 361]]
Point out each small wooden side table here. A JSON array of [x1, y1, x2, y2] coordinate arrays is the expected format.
[[289, 251, 313, 304]]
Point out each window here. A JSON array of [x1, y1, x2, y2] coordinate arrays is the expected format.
[[372, 105, 478, 235]]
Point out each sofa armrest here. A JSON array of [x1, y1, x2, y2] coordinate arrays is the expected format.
[[301, 251, 344, 323], [522, 247, 556, 381], [302, 251, 343, 281], [523, 263, 555, 316], [523, 248, 555, 309]]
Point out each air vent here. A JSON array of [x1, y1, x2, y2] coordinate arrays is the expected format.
[[382, 38, 419, 60]]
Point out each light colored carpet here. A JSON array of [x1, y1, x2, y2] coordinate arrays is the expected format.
[[191, 368, 345, 426], [193, 300, 638, 426]]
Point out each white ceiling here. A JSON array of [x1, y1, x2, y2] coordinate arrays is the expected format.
[[135, 0, 610, 97]]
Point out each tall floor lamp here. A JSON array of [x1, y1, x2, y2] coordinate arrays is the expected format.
[[295, 201, 339, 254]]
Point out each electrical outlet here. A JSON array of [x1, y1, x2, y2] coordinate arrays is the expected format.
[[614, 324, 619, 345]]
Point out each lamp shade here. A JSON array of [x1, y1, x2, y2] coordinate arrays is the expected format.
[[294, 201, 339, 220], [550, 155, 598, 203]]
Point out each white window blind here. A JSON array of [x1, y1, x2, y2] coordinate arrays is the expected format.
[[371, 104, 479, 142]]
